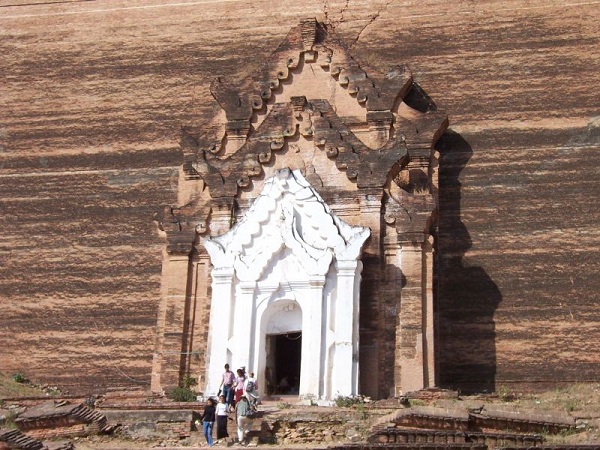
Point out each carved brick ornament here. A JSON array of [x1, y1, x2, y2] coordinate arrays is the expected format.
[[153, 18, 448, 398]]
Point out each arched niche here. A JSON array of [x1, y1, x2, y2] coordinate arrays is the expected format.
[[258, 298, 302, 396]]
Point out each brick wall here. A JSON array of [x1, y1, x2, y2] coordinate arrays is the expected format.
[[0, 0, 598, 393]]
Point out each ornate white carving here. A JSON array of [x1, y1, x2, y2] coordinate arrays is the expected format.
[[203, 168, 370, 399], [204, 168, 370, 281]]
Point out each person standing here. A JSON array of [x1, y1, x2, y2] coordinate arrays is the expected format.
[[233, 368, 246, 404], [219, 364, 235, 410], [235, 395, 252, 445], [215, 394, 229, 442], [244, 371, 257, 393], [199, 398, 216, 447], [244, 372, 259, 410]]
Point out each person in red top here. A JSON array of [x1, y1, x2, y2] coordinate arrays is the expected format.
[[219, 364, 236, 409], [234, 368, 246, 404]]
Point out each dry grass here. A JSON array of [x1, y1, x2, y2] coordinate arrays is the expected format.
[[2, 376, 599, 446], [431, 383, 600, 445], [0, 373, 46, 400]]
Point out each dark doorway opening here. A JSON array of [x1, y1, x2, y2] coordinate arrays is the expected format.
[[267, 332, 301, 395]]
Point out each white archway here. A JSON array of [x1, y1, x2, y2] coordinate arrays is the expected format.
[[203, 169, 370, 399], [256, 298, 302, 396]]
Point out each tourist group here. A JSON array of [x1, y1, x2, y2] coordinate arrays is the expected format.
[[196, 364, 259, 446]]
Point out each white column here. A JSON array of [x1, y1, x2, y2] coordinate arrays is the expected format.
[[234, 281, 256, 372], [352, 260, 363, 394], [206, 267, 234, 395], [332, 260, 359, 397], [299, 276, 325, 399]]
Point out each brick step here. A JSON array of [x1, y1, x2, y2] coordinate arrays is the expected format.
[[0, 428, 45, 450], [374, 407, 575, 436], [330, 446, 600, 450], [331, 444, 488, 450], [46, 442, 75, 450], [500, 447, 600, 450], [70, 405, 109, 431], [369, 428, 544, 447], [470, 413, 574, 435]]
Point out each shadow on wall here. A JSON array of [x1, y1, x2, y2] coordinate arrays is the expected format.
[[434, 130, 502, 394]]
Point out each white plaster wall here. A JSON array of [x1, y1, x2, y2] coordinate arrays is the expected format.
[[204, 170, 369, 399]]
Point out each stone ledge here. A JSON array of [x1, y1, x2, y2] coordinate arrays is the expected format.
[[474, 407, 576, 426]]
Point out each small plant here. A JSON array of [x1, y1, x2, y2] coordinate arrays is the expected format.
[[408, 399, 426, 407], [334, 395, 364, 407], [558, 427, 579, 437], [497, 385, 515, 402], [12, 372, 26, 384], [277, 401, 292, 409], [565, 399, 581, 412], [356, 402, 367, 420], [84, 396, 96, 408], [183, 375, 197, 389], [2, 411, 18, 429], [170, 386, 197, 402]]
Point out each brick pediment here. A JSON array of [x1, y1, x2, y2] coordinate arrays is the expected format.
[[188, 98, 424, 198], [154, 18, 451, 397], [181, 18, 447, 200], [208, 19, 413, 123]]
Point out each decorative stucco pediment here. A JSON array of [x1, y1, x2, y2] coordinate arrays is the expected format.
[[161, 18, 448, 247], [180, 18, 448, 200], [203, 169, 370, 281], [190, 99, 408, 197]]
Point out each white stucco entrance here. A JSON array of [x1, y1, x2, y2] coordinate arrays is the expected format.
[[203, 169, 370, 400]]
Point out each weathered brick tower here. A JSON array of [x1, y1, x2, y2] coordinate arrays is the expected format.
[[1, 0, 598, 396], [151, 19, 447, 399]]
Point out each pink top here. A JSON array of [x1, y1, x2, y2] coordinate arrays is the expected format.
[[235, 375, 245, 391], [222, 370, 235, 386]]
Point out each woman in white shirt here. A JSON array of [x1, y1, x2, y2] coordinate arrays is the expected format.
[[215, 395, 229, 442]]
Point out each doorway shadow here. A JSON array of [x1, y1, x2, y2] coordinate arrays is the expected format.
[[434, 130, 503, 394]]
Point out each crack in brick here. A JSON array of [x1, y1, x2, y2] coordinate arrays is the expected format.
[[323, 0, 350, 29], [339, 0, 350, 24], [351, 0, 393, 48]]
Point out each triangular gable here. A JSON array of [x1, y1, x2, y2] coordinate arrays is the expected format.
[[157, 18, 448, 252], [203, 169, 370, 281], [180, 18, 448, 199]]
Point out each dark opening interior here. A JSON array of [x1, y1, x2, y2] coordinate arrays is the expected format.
[[272, 332, 302, 394]]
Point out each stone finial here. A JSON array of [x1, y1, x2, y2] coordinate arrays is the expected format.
[[210, 77, 253, 122], [300, 18, 318, 51]]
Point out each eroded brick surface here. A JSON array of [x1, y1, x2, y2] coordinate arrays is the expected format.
[[0, 0, 598, 393]]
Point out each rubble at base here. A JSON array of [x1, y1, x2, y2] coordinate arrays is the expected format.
[[1, 390, 599, 450]]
